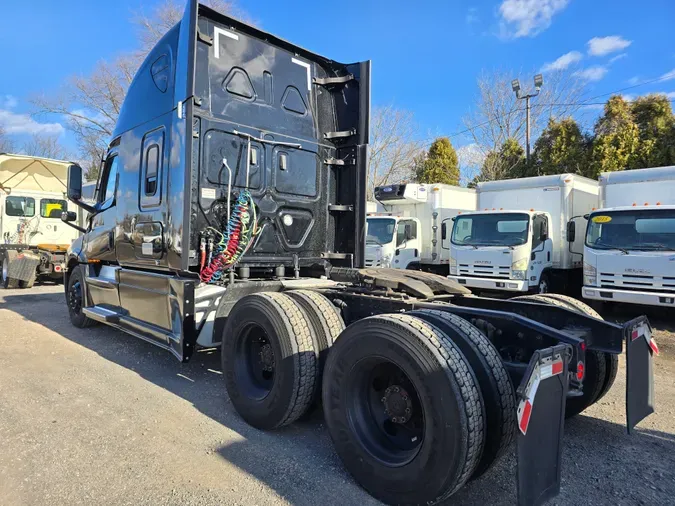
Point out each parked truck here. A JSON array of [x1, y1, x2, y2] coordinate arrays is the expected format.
[[448, 174, 598, 295], [59, 3, 655, 505], [0, 153, 80, 288], [583, 166, 675, 308], [366, 183, 477, 272]]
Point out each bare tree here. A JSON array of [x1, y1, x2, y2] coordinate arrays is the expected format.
[[463, 69, 585, 181], [0, 126, 15, 153], [20, 134, 71, 160], [32, 0, 246, 177], [368, 105, 424, 200]]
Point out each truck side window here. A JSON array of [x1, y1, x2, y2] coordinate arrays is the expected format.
[[40, 199, 67, 219], [5, 196, 35, 217], [531, 215, 547, 249], [140, 127, 165, 209], [100, 156, 119, 208], [397, 220, 417, 247]]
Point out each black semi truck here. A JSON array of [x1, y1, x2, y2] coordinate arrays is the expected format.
[[60, 2, 656, 505]]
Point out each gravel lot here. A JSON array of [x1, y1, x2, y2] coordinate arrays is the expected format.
[[1, 284, 674, 506]]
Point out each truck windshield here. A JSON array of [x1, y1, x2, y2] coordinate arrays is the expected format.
[[451, 213, 530, 247], [586, 209, 675, 252], [366, 218, 396, 245]]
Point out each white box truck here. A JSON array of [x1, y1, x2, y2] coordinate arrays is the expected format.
[[366, 183, 477, 272], [582, 166, 675, 307], [0, 154, 80, 288], [448, 174, 598, 294]]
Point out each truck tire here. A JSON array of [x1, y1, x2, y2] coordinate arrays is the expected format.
[[322, 313, 484, 505], [531, 294, 619, 404], [2, 252, 20, 289], [66, 266, 97, 328], [222, 292, 318, 430], [410, 309, 516, 479], [511, 293, 616, 417], [286, 290, 345, 408]]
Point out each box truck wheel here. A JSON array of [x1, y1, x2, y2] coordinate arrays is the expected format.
[[511, 293, 617, 417], [535, 272, 550, 294], [66, 266, 97, 328], [322, 313, 484, 505], [2, 252, 20, 289], [221, 292, 319, 430], [409, 309, 516, 479]]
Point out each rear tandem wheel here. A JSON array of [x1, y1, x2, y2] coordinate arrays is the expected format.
[[322, 313, 485, 505], [512, 293, 618, 417]]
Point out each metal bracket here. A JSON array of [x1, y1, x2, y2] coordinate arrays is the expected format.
[[324, 158, 355, 166], [197, 31, 213, 46], [324, 129, 356, 140], [313, 74, 355, 86], [328, 204, 353, 212]]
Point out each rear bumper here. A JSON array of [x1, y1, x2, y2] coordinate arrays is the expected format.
[[583, 286, 675, 307], [448, 275, 528, 292]]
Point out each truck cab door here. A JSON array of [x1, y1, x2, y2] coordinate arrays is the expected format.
[[529, 214, 553, 288], [84, 153, 119, 262], [393, 219, 421, 269]]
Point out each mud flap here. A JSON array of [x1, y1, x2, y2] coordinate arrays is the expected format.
[[6, 250, 41, 282], [625, 316, 656, 434], [516, 344, 572, 506]]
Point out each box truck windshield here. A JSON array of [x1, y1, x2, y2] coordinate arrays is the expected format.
[[366, 218, 396, 246], [586, 209, 675, 252], [452, 213, 530, 247]]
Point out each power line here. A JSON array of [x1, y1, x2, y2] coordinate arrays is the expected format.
[[420, 84, 675, 146]]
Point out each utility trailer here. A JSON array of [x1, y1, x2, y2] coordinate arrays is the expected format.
[[1, 154, 79, 288], [60, 2, 656, 505]]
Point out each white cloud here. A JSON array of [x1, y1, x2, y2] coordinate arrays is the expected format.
[[498, 0, 570, 38], [2, 95, 18, 109], [609, 53, 627, 63], [541, 51, 583, 72], [0, 109, 65, 136], [587, 36, 632, 56], [457, 143, 486, 168], [466, 7, 479, 25], [574, 66, 608, 82], [627, 76, 641, 86], [660, 69, 675, 82], [582, 103, 605, 111]]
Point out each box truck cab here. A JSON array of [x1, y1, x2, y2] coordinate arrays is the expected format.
[[448, 174, 598, 294], [365, 214, 421, 269], [367, 183, 477, 272], [449, 209, 553, 292], [1, 154, 80, 288], [583, 166, 675, 307]]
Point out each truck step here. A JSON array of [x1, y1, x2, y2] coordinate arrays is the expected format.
[[82, 306, 121, 324]]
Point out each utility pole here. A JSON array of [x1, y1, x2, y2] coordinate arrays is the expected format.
[[511, 74, 543, 163]]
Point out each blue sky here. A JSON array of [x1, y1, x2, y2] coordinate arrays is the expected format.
[[2, 0, 675, 157]]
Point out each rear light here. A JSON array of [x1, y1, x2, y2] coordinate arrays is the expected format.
[[576, 361, 585, 381], [580, 342, 586, 351]]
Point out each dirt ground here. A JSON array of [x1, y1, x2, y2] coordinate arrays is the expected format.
[[0, 284, 673, 506]]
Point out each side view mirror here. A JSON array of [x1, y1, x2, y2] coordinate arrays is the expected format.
[[566, 221, 576, 242], [404, 224, 413, 241], [61, 210, 86, 234], [61, 211, 77, 223], [67, 163, 96, 214], [67, 163, 83, 201]]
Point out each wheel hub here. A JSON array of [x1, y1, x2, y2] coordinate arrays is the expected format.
[[258, 342, 274, 372], [382, 385, 413, 424]]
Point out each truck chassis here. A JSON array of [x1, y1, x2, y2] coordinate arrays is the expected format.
[[64, 263, 655, 506]]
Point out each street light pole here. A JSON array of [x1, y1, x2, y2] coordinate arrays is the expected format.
[[511, 74, 543, 164], [525, 95, 531, 162]]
